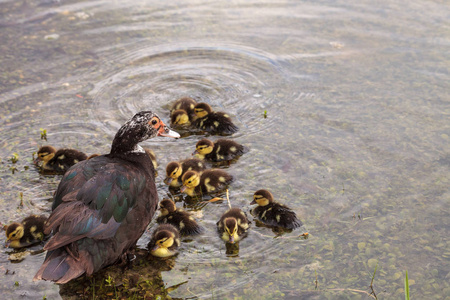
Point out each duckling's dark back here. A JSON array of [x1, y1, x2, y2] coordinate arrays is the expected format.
[[252, 203, 302, 230], [207, 139, 248, 162]]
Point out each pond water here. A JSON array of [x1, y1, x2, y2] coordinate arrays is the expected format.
[[0, 0, 448, 299]]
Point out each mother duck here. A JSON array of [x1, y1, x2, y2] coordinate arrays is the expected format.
[[34, 111, 179, 284]]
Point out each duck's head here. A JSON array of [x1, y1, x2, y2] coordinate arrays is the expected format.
[[159, 199, 177, 216], [5, 222, 24, 247], [171, 109, 190, 126], [111, 111, 180, 154], [251, 189, 274, 206], [180, 170, 201, 193], [224, 217, 239, 244], [164, 161, 183, 185], [150, 225, 179, 258], [35, 146, 57, 164], [193, 103, 212, 118], [193, 138, 214, 156]]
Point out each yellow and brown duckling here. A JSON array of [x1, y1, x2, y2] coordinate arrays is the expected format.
[[180, 169, 233, 197], [156, 199, 203, 236], [217, 208, 250, 244], [5, 215, 49, 248], [251, 189, 302, 230], [193, 103, 238, 135], [143, 147, 158, 175], [164, 158, 206, 188], [193, 138, 249, 162], [148, 224, 181, 258], [35, 145, 88, 174], [170, 97, 198, 126]]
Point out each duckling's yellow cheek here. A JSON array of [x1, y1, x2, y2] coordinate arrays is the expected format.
[[30, 225, 37, 233], [213, 121, 220, 128], [230, 146, 236, 153]]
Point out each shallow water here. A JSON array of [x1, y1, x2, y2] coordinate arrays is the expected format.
[[0, 0, 449, 299]]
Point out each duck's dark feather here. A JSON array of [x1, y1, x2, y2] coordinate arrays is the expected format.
[[36, 153, 157, 283], [251, 203, 302, 230]]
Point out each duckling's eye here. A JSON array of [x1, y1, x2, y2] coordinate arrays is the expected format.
[[152, 119, 158, 125], [12, 233, 16, 237]]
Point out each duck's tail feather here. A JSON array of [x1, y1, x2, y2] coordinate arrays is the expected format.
[[33, 248, 85, 284]]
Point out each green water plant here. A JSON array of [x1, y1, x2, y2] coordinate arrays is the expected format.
[[9, 153, 19, 164], [369, 261, 378, 299], [405, 270, 410, 300], [40, 128, 47, 141]]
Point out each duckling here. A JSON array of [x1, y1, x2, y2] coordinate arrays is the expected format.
[[217, 208, 250, 243], [148, 224, 180, 258], [193, 138, 249, 162], [156, 199, 203, 236], [193, 103, 238, 135], [143, 147, 158, 175], [180, 169, 233, 197], [5, 215, 48, 248], [251, 189, 302, 230], [35, 145, 88, 174], [164, 158, 206, 188], [170, 97, 198, 126]]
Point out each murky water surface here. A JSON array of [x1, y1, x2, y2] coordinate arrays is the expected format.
[[0, 0, 448, 299]]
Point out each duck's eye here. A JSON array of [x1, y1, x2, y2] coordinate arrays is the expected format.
[[152, 119, 158, 125]]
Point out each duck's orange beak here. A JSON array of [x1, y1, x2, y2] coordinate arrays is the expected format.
[[157, 120, 180, 138]]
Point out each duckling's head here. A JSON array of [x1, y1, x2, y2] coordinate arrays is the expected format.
[[171, 109, 190, 126], [159, 199, 177, 216], [150, 225, 179, 258], [251, 189, 274, 206], [180, 170, 201, 193], [5, 222, 24, 242], [224, 217, 239, 243], [164, 162, 183, 185], [193, 139, 214, 156], [36, 146, 57, 163], [194, 103, 212, 118]]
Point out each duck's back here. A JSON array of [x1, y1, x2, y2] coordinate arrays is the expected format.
[[35, 154, 157, 283]]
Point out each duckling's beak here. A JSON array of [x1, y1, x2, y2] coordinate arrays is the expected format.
[[229, 236, 235, 244], [164, 177, 173, 185], [5, 240, 11, 248], [250, 199, 256, 205], [158, 121, 180, 139], [180, 185, 187, 193], [192, 150, 199, 155], [151, 244, 160, 252]]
